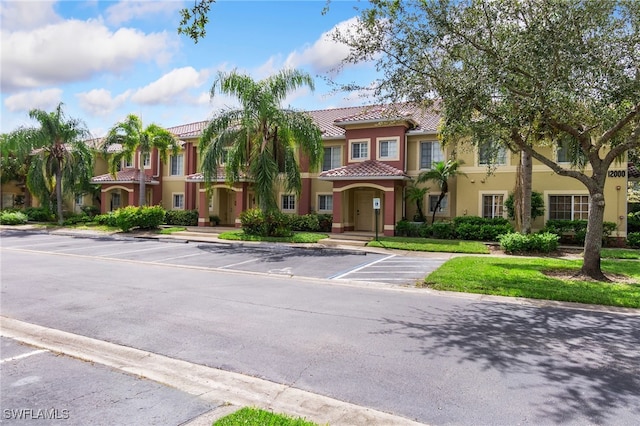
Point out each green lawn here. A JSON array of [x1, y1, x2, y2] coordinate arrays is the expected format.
[[218, 230, 328, 243], [601, 248, 640, 260], [157, 226, 187, 234], [367, 236, 490, 254], [213, 407, 319, 426], [424, 256, 640, 308]]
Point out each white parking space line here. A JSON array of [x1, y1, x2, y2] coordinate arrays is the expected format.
[[0, 349, 48, 364], [219, 257, 262, 269], [330, 254, 396, 279], [151, 252, 207, 263], [51, 242, 127, 253]]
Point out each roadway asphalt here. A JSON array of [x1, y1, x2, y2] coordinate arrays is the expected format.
[[1, 225, 638, 425]]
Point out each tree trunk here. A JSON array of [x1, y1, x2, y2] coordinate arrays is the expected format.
[[138, 167, 146, 206], [579, 190, 608, 281], [520, 150, 533, 234], [431, 192, 445, 225], [55, 164, 64, 225]]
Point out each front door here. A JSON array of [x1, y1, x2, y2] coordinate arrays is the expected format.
[[355, 191, 374, 231]]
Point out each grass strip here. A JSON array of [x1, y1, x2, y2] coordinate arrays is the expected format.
[[368, 236, 489, 254], [218, 230, 328, 243], [424, 256, 640, 308], [600, 248, 640, 260], [213, 407, 319, 426]]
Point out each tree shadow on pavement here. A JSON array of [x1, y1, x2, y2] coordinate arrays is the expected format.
[[379, 303, 640, 424]]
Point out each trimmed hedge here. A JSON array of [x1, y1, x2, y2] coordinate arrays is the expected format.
[[0, 211, 28, 225], [394, 216, 513, 241], [165, 209, 198, 226], [24, 207, 53, 222], [543, 219, 617, 245], [240, 208, 292, 237], [96, 206, 166, 232], [627, 232, 640, 249], [289, 213, 333, 232], [499, 232, 559, 254]]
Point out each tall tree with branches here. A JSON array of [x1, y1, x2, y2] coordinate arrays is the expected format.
[[2, 103, 93, 224], [199, 69, 323, 212], [102, 114, 180, 207], [334, 0, 640, 281]]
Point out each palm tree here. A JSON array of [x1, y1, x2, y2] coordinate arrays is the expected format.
[[199, 69, 323, 212], [102, 114, 180, 207], [405, 181, 428, 222], [2, 103, 93, 224], [417, 159, 466, 225]]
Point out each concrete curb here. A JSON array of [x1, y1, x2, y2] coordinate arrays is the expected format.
[[1, 317, 425, 426]]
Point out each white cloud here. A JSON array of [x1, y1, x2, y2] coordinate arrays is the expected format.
[[1, 19, 175, 92], [131, 67, 211, 105], [105, 1, 182, 26], [4, 88, 63, 112], [76, 89, 131, 116], [0, 0, 60, 31], [284, 17, 357, 74]]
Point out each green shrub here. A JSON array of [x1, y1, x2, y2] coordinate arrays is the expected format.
[[264, 210, 292, 237], [240, 208, 266, 236], [499, 232, 559, 254], [544, 219, 617, 245], [95, 212, 117, 227], [239, 209, 293, 237], [165, 209, 198, 226], [63, 213, 92, 225], [626, 232, 640, 249], [317, 214, 332, 232], [0, 211, 28, 225], [395, 220, 421, 237], [137, 205, 166, 229], [290, 214, 320, 232], [24, 207, 53, 222], [114, 206, 140, 232], [452, 216, 513, 241], [81, 205, 100, 217], [430, 221, 455, 239], [209, 215, 221, 225]]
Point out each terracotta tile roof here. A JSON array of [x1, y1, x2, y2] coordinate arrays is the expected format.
[[629, 163, 640, 179], [91, 170, 159, 184], [185, 170, 224, 182], [166, 121, 209, 138], [319, 160, 410, 180], [307, 103, 440, 138]]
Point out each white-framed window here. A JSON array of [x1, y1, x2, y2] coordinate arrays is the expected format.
[[170, 154, 184, 176], [142, 153, 151, 168], [318, 194, 333, 212], [349, 139, 370, 161], [479, 141, 507, 166], [281, 194, 295, 211], [323, 146, 341, 171], [123, 156, 133, 169], [549, 195, 589, 220], [377, 137, 399, 161], [172, 193, 185, 210], [428, 194, 447, 213], [75, 194, 84, 206], [420, 141, 444, 169], [482, 194, 505, 218]]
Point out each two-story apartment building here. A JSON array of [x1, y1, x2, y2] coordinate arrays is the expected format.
[[86, 103, 636, 237]]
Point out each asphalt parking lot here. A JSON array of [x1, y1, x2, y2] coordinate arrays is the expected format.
[[0, 231, 446, 286], [0, 336, 218, 425]]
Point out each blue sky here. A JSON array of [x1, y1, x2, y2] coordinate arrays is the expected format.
[[1, 0, 375, 138]]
